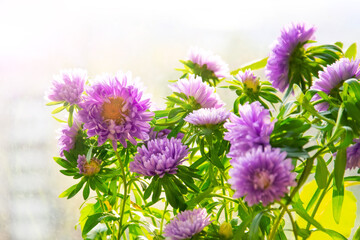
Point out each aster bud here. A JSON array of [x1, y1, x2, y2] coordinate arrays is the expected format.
[[219, 222, 233, 240], [77, 155, 102, 176]]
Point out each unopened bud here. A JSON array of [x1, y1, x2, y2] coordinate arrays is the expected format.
[[219, 222, 233, 239]]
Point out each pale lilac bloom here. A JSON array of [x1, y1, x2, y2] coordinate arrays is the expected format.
[[311, 58, 360, 111], [169, 75, 225, 109], [266, 23, 316, 92], [224, 101, 275, 158], [188, 46, 230, 78], [129, 138, 188, 178], [79, 72, 154, 149], [47, 69, 87, 105], [184, 108, 230, 126], [58, 114, 82, 157], [163, 208, 211, 240], [228, 146, 296, 206]]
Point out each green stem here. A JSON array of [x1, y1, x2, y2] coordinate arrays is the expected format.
[[220, 174, 229, 222], [95, 189, 113, 237], [279, 202, 298, 240], [268, 207, 286, 240], [114, 149, 128, 240], [133, 181, 157, 226], [305, 173, 334, 232], [269, 146, 327, 240], [160, 201, 169, 235]]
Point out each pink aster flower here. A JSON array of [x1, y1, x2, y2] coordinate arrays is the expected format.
[[184, 108, 230, 126], [188, 46, 230, 79], [129, 138, 188, 178], [311, 58, 360, 111], [169, 75, 225, 109], [224, 101, 276, 158], [228, 146, 296, 206], [266, 23, 316, 92], [163, 208, 211, 240], [79, 72, 154, 149], [58, 114, 82, 157], [47, 69, 87, 105]]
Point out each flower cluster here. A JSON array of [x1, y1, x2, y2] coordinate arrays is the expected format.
[[129, 138, 189, 178], [163, 208, 211, 240]]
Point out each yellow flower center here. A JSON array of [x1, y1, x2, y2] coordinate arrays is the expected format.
[[101, 97, 128, 124], [83, 159, 101, 176], [244, 79, 259, 92]]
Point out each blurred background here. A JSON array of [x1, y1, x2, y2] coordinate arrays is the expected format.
[[1, 0, 360, 239]]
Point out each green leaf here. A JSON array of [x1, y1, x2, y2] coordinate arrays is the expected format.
[[152, 178, 162, 203], [83, 181, 90, 200], [332, 179, 344, 224], [315, 157, 329, 189], [231, 57, 268, 75], [94, 177, 107, 193], [51, 105, 66, 114], [345, 43, 357, 59], [82, 213, 104, 237], [249, 212, 264, 240], [46, 101, 64, 106], [86, 145, 94, 163], [52, 115, 67, 123], [68, 178, 87, 199], [53, 157, 75, 169], [59, 184, 77, 198], [353, 225, 360, 240], [68, 105, 74, 127], [168, 107, 184, 119], [334, 148, 346, 191]]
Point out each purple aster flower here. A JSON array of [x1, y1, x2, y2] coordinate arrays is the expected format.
[[129, 138, 188, 178], [148, 128, 184, 140], [188, 46, 230, 79], [236, 70, 259, 93], [58, 114, 82, 157], [77, 155, 102, 176], [346, 139, 360, 170], [169, 75, 225, 109], [266, 23, 316, 92], [163, 208, 211, 240], [224, 101, 275, 158], [184, 108, 230, 126], [47, 69, 87, 105], [78, 72, 154, 149], [311, 58, 360, 111], [228, 146, 296, 206]]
